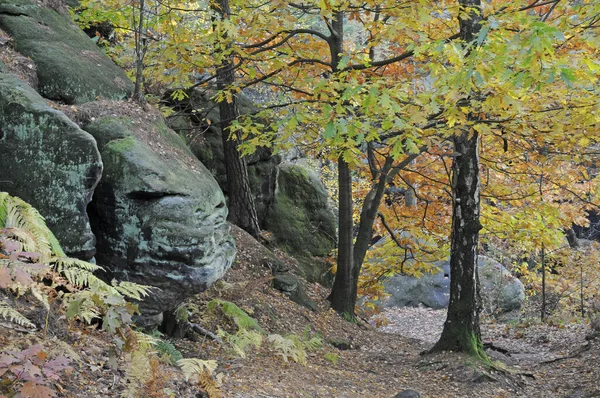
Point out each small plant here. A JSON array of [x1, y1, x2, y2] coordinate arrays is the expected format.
[[155, 339, 184, 365], [324, 352, 340, 365], [0, 193, 154, 397], [177, 358, 223, 398], [0, 192, 152, 335], [218, 328, 263, 358], [267, 327, 322, 365], [207, 299, 264, 332]]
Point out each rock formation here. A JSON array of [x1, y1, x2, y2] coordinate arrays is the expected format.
[[0, 73, 102, 259], [0, 0, 235, 321], [383, 255, 525, 314]]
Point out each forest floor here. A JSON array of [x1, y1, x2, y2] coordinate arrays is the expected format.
[[179, 227, 600, 398], [2, 225, 599, 397]]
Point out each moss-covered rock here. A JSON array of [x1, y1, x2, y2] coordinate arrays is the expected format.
[[0, 72, 102, 258], [82, 109, 235, 316], [0, 0, 133, 103], [272, 273, 317, 311], [265, 163, 336, 284]]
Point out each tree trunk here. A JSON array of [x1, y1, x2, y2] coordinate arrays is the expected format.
[[212, 0, 260, 239], [326, 11, 359, 316], [431, 0, 486, 358], [132, 0, 147, 104], [431, 129, 485, 357], [329, 157, 356, 315]]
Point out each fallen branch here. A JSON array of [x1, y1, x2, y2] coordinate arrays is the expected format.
[[540, 342, 590, 364], [186, 322, 223, 344], [483, 341, 511, 355]]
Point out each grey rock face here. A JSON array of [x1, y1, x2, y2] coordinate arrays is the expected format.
[[265, 163, 337, 285], [272, 273, 317, 312], [383, 255, 525, 314], [83, 113, 235, 315], [0, 0, 133, 104], [0, 72, 102, 258], [166, 90, 337, 285]]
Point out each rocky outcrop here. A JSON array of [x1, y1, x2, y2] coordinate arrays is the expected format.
[[0, 2, 236, 321], [0, 72, 102, 258], [80, 107, 235, 315], [265, 163, 336, 284], [0, 0, 133, 103], [167, 92, 337, 284], [383, 255, 525, 314]]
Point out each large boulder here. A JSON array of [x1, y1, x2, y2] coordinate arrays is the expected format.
[[0, 72, 102, 258], [265, 163, 337, 284], [79, 104, 235, 315], [0, 0, 133, 104], [383, 255, 525, 314]]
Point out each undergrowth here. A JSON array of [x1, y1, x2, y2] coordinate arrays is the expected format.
[[207, 299, 323, 364], [0, 193, 223, 397]]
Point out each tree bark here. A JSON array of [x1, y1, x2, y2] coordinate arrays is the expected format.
[[212, 0, 260, 239], [329, 157, 356, 315], [431, 0, 486, 358], [326, 11, 359, 316]]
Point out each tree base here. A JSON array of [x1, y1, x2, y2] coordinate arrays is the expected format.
[[429, 328, 488, 362]]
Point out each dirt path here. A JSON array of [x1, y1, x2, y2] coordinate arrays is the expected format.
[[378, 306, 600, 398]]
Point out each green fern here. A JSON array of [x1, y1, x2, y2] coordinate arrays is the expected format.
[[267, 329, 322, 365], [0, 192, 62, 259], [113, 280, 153, 301], [268, 334, 306, 364], [155, 339, 183, 365], [52, 257, 103, 273], [217, 328, 263, 358], [207, 299, 264, 332], [121, 348, 151, 398]]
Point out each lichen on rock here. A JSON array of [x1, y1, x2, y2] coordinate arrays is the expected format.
[[0, 71, 102, 259], [80, 106, 235, 316]]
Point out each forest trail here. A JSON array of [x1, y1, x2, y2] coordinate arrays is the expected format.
[[379, 307, 599, 397]]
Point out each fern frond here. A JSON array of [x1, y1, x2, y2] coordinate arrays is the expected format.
[[268, 334, 306, 364], [219, 329, 263, 358], [303, 335, 323, 351], [113, 281, 153, 301], [0, 302, 36, 329], [2, 196, 53, 258], [61, 267, 107, 290], [134, 331, 160, 350], [4, 227, 37, 253], [177, 358, 218, 382], [207, 299, 264, 332], [121, 348, 151, 398], [52, 257, 103, 273], [155, 339, 183, 365]]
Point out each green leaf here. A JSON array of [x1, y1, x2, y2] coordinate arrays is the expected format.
[[324, 121, 336, 139]]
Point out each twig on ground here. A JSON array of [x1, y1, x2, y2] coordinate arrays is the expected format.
[[186, 321, 223, 344]]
